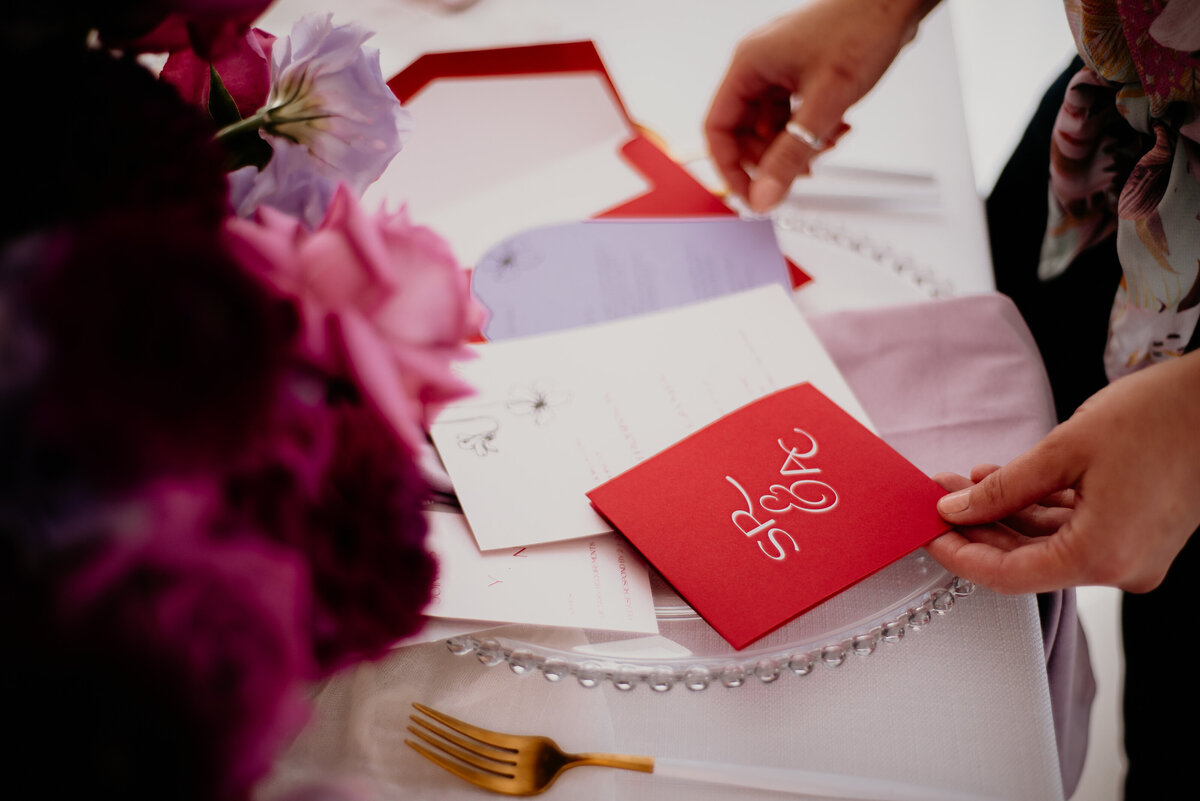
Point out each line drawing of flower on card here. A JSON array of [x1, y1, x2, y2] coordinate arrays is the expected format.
[[477, 236, 543, 282], [452, 416, 500, 456], [506, 380, 571, 426]]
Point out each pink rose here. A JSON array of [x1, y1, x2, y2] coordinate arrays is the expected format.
[[162, 27, 276, 119], [225, 185, 484, 453]]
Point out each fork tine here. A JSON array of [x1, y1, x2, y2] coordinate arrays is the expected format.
[[412, 702, 526, 750], [407, 724, 517, 775], [409, 714, 517, 764], [406, 737, 517, 792]]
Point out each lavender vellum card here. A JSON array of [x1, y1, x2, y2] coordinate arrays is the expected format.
[[428, 284, 871, 551], [471, 217, 790, 341]]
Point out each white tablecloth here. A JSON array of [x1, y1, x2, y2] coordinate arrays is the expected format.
[[260, 294, 1069, 801], [251, 2, 1075, 799]]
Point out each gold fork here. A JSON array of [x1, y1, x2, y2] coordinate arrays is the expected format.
[[406, 702, 650, 796], [405, 702, 1000, 800]]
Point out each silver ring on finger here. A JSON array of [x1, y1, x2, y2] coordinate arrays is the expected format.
[[785, 120, 827, 150]]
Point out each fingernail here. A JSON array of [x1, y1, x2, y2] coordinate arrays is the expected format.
[[937, 489, 971, 515], [749, 178, 786, 212]]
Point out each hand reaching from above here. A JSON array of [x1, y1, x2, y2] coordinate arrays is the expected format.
[[704, 0, 939, 212], [927, 350, 1200, 594]]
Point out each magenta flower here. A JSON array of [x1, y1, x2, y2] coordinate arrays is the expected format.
[[113, 0, 278, 58], [9, 479, 315, 801], [3, 2, 272, 58], [162, 27, 276, 120], [225, 185, 482, 454]]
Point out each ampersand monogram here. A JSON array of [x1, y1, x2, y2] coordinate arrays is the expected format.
[[759, 480, 838, 514], [726, 428, 838, 562]]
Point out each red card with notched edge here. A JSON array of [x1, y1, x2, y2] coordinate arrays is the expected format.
[[586, 383, 950, 650], [386, 41, 811, 290]]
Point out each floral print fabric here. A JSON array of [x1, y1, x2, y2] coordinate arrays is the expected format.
[[1042, 0, 1200, 380]]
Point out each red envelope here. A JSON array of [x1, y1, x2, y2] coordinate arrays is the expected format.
[[388, 40, 632, 118], [587, 383, 950, 650], [386, 40, 810, 288]]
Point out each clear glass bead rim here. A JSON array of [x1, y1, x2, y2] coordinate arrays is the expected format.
[[769, 210, 957, 300], [446, 576, 974, 691]]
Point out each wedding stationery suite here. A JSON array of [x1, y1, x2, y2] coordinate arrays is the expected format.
[[472, 217, 791, 340], [422, 510, 658, 634], [428, 284, 871, 551], [587, 383, 952, 649]]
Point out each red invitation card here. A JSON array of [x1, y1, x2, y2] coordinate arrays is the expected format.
[[586, 383, 951, 650]]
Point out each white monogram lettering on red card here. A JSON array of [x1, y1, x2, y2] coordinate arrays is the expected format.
[[587, 382, 951, 650], [726, 429, 838, 562]]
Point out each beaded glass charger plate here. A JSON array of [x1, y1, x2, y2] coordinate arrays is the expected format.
[[445, 201, 968, 690], [445, 550, 972, 691]]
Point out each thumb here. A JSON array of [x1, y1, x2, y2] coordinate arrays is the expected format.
[[936, 445, 1076, 526]]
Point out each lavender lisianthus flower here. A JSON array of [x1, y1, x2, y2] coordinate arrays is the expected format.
[[228, 138, 339, 228], [249, 13, 412, 196]]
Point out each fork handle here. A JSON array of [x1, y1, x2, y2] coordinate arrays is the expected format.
[[573, 752, 654, 773], [652, 757, 1001, 801]]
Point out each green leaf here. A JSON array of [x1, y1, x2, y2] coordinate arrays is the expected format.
[[208, 63, 243, 128], [210, 69, 272, 171]]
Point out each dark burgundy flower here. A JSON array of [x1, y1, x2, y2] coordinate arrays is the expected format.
[[4, 479, 314, 801], [3, 49, 229, 244], [0, 3, 160, 56], [1, 233, 94, 535], [225, 379, 436, 675], [27, 210, 296, 485]]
